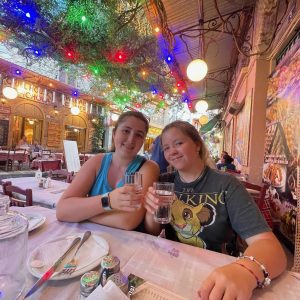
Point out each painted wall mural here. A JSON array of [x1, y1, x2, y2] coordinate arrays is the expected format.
[[234, 92, 252, 166], [264, 40, 300, 246], [225, 118, 233, 156]]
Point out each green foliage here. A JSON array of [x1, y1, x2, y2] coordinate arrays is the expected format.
[[91, 115, 106, 153]]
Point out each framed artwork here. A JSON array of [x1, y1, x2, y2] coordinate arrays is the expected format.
[[234, 91, 252, 166], [224, 118, 234, 155]]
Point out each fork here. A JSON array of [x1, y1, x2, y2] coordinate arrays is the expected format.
[[61, 231, 92, 275]]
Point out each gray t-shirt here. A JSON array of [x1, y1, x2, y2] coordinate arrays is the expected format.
[[161, 167, 270, 253]]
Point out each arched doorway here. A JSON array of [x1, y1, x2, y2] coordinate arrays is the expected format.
[[12, 103, 44, 147], [64, 115, 87, 152]]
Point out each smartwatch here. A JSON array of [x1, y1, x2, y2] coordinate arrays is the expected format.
[[101, 193, 112, 211]]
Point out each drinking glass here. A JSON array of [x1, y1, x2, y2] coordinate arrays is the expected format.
[[153, 182, 174, 224], [124, 172, 143, 208]]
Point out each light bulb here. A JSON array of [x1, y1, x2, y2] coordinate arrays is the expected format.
[[71, 106, 80, 115], [111, 113, 119, 121], [187, 59, 208, 81], [195, 100, 208, 113], [2, 87, 18, 99], [199, 115, 209, 125]]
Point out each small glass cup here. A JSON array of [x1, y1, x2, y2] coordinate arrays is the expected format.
[[124, 173, 143, 208], [153, 182, 174, 224]]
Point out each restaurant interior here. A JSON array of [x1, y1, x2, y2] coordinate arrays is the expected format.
[[0, 0, 300, 299]]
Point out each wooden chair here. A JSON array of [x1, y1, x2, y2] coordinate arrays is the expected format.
[[13, 148, 27, 170], [0, 180, 11, 195], [66, 172, 75, 183], [0, 149, 10, 171], [4, 183, 33, 207], [41, 159, 61, 172], [242, 181, 273, 230], [49, 169, 74, 182], [41, 149, 51, 158]]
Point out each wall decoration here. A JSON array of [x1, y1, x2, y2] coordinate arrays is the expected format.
[[234, 92, 252, 166], [224, 118, 234, 155], [264, 39, 300, 247]]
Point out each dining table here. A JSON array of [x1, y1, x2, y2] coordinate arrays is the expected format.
[[11, 206, 300, 300], [2, 177, 69, 208]]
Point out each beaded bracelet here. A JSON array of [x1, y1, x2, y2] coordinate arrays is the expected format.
[[237, 255, 271, 288]]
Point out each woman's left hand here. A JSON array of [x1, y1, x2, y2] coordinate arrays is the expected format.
[[198, 263, 257, 300], [109, 185, 143, 212]]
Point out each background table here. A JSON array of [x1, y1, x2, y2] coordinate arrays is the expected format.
[[12, 206, 300, 300], [3, 177, 69, 208]]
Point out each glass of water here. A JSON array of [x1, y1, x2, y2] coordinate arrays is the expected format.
[[124, 172, 143, 208], [153, 182, 174, 224]]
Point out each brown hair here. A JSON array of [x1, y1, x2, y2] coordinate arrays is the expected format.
[[111, 111, 149, 151], [161, 120, 215, 168]]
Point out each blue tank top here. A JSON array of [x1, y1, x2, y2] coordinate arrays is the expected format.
[[89, 152, 146, 196]]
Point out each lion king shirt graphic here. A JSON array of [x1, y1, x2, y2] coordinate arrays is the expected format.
[[161, 168, 270, 253]]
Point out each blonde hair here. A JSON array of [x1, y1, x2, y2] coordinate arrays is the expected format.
[[161, 120, 215, 168]]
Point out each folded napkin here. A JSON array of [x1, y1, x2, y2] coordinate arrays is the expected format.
[[86, 281, 129, 300]]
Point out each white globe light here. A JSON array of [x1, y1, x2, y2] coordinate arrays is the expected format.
[[199, 115, 209, 125], [2, 87, 18, 99], [111, 113, 119, 121], [187, 59, 208, 81], [195, 100, 208, 113], [71, 106, 80, 115]]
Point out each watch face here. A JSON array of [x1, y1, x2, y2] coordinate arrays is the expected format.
[[101, 194, 112, 211]]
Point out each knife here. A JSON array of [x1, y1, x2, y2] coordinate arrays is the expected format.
[[23, 236, 81, 299]]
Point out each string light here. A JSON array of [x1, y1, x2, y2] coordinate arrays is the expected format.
[[71, 106, 80, 115], [195, 100, 208, 113], [187, 59, 208, 81]]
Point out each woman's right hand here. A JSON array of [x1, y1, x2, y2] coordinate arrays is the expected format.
[[144, 186, 160, 214], [109, 185, 143, 212]]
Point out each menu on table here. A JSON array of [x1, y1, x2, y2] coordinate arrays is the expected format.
[[63, 140, 81, 173]]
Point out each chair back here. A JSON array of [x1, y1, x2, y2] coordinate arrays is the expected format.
[[49, 169, 74, 182], [42, 149, 51, 158], [4, 184, 33, 207], [242, 181, 273, 229], [66, 172, 75, 183], [0, 180, 11, 195], [41, 159, 61, 172]]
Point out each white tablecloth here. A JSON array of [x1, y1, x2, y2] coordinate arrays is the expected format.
[[3, 177, 69, 208], [11, 206, 300, 300]]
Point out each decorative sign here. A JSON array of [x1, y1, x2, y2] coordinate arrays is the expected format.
[[0, 105, 11, 114], [0, 119, 9, 146], [47, 122, 62, 148], [63, 140, 81, 173]]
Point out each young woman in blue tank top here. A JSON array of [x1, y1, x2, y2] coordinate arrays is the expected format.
[[56, 111, 159, 230]]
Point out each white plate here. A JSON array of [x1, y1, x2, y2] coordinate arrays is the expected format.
[[27, 233, 109, 280], [24, 212, 46, 232]]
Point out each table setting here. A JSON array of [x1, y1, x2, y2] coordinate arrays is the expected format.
[[1, 200, 300, 300], [2, 177, 69, 208]]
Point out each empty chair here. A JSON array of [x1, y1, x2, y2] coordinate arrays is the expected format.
[[41, 159, 61, 172], [4, 183, 33, 207], [13, 148, 27, 170], [0, 180, 11, 195], [49, 169, 74, 182], [41, 149, 51, 158], [0, 149, 11, 171]]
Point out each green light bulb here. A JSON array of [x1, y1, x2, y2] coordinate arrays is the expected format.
[[81, 16, 87, 22]]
